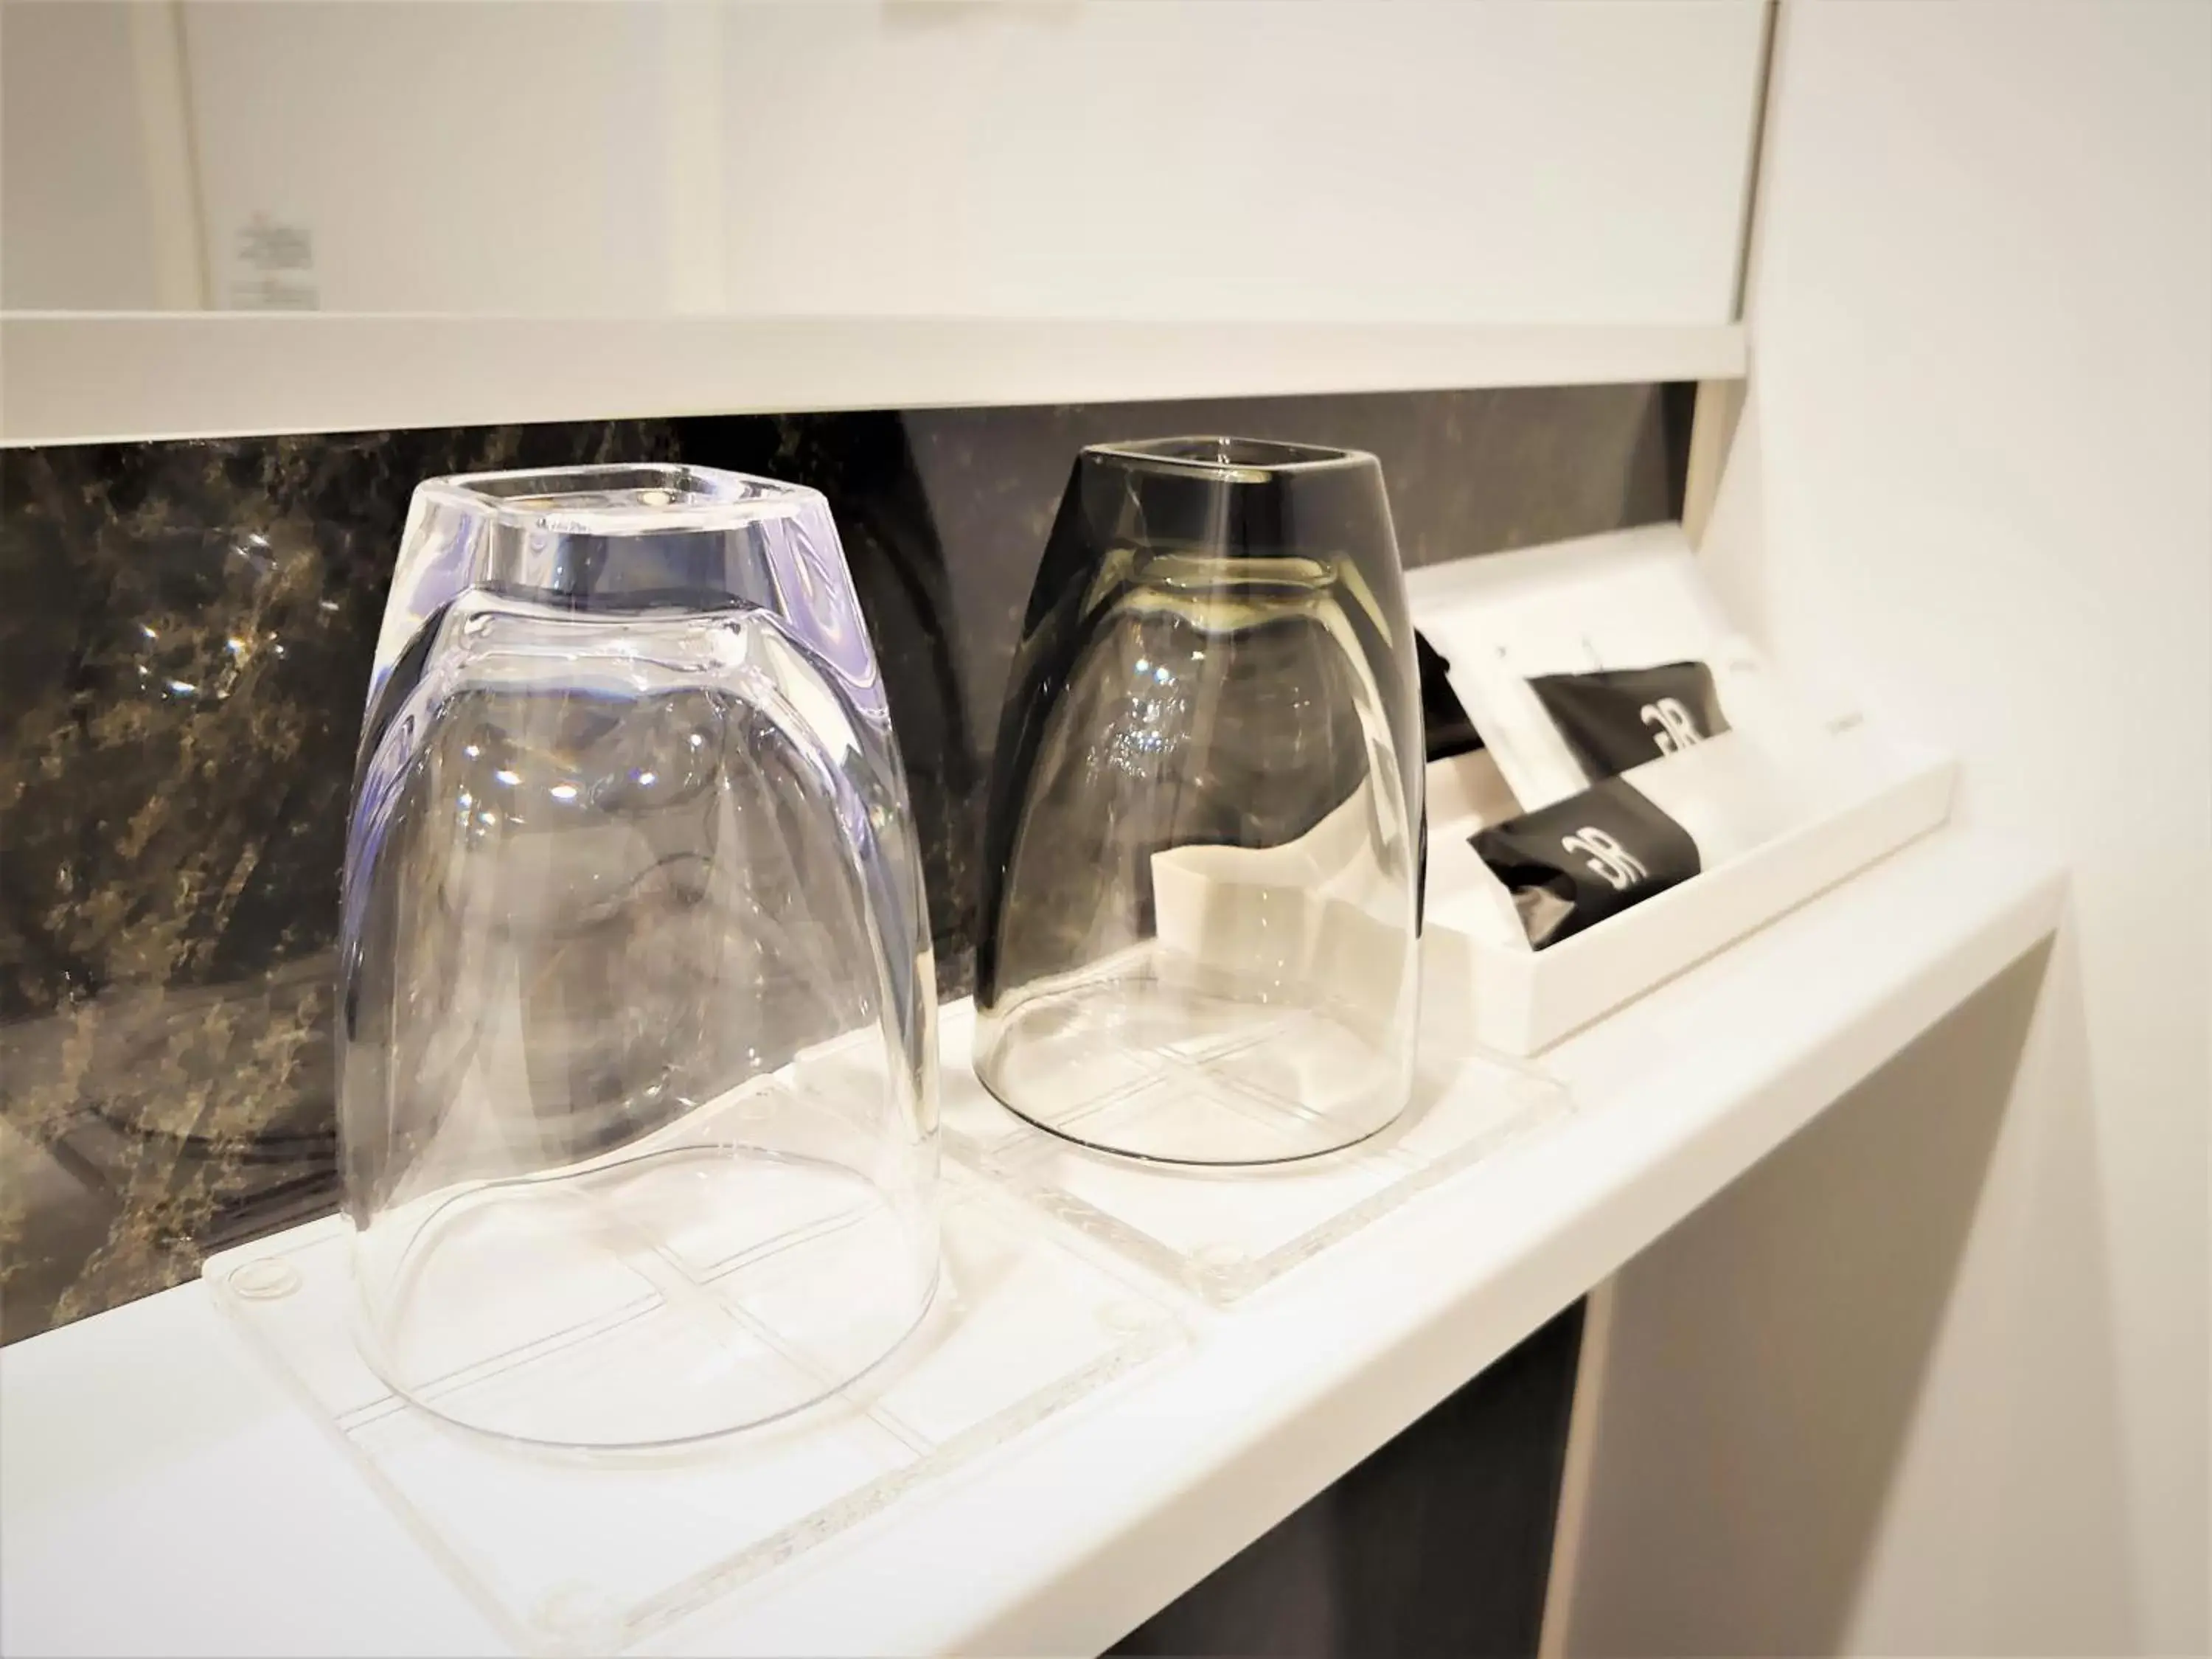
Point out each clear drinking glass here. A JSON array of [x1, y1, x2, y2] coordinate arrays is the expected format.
[[338, 465, 937, 1448], [974, 437, 1423, 1164]]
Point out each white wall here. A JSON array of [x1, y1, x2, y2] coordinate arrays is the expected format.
[[1565, 2, 2210, 1653]]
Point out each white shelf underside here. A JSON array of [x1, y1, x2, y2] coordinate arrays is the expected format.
[[0, 316, 1748, 445]]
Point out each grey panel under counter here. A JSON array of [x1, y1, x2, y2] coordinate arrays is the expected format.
[[1114, 1302, 1587, 1658]]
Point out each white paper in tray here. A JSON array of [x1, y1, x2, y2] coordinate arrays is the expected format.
[[1409, 524, 1801, 811]]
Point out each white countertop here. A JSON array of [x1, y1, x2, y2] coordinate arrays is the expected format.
[[0, 829, 2065, 1658]]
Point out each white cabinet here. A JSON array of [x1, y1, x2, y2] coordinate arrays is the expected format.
[[1, 0, 1767, 439]]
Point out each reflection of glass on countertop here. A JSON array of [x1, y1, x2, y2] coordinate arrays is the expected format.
[[0, 956, 344, 1343]]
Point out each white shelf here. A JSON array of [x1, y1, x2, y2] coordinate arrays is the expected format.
[[0, 828, 2063, 1658], [0, 315, 1749, 446]]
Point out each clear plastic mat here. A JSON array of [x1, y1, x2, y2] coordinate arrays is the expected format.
[[204, 1168, 1184, 1655], [939, 934, 1573, 1304]]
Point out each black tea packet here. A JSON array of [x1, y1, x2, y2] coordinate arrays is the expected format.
[[1416, 630, 1484, 762], [1470, 776, 1700, 949], [1527, 661, 1728, 783]]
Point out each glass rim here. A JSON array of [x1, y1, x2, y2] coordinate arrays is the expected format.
[[1084, 434, 1379, 480], [414, 463, 821, 536]]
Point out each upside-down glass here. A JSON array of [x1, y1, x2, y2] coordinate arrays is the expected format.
[[338, 465, 937, 1448], [974, 437, 1423, 1164]]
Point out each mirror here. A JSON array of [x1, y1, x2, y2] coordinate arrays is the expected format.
[[1, 1, 1766, 324]]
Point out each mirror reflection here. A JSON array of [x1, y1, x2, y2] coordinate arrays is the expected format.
[[3, 0, 1719, 323]]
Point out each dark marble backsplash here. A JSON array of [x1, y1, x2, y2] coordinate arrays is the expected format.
[[0, 383, 1684, 1342]]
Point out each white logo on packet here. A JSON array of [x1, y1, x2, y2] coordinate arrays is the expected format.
[[1641, 696, 1704, 755], [1560, 826, 1649, 891]]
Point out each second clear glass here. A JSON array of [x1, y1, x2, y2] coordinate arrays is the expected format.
[[974, 437, 1424, 1164]]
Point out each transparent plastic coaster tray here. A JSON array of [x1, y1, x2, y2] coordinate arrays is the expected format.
[[943, 937, 1573, 1304], [204, 1171, 1183, 1656]]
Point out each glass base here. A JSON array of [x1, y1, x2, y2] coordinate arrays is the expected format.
[[355, 1145, 932, 1450], [949, 930, 1576, 1304], [975, 978, 1409, 1165]]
